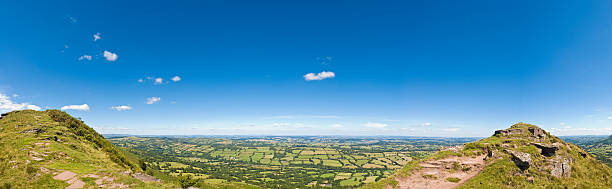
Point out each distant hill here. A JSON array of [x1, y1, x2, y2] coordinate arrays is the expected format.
[[363, 123, 612, 189], [0, 110, 175, 188], [600, 135, 612, 145]]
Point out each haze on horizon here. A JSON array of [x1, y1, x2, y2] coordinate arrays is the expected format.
[[2, 1, 612, 137]]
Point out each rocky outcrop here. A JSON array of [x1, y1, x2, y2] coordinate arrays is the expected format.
[[547, 156, 571, 178], [532, 143, 561, 157], [507, 150, 532, 171], [495, 129, 524, 136], [528, 127, 547, 142]]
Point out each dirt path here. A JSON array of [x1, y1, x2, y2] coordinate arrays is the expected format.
[[394, 155, 486, 189], [52, 171, 86, 189]]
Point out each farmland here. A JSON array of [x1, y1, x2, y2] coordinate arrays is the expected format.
[[109, 136, 478, 188]]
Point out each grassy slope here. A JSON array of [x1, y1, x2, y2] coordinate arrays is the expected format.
[[0, 110, 175, 188], [363, 123, 612, 189]]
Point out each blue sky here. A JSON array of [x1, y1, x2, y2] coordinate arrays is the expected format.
[[2, 0, 612, 136]]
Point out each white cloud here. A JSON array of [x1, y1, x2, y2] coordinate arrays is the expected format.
[[441, 128, 461, 132], [60, 104, 90, 111], [0, 93, 41, 113], [12, 94, 18, 97], [138, 78, 144, 83], [550, 127, 612, 135], [422, 122, 432, 126], [93, 33, 101, 41], [608, 117, 612, 119], [171, 76, 181, 82], [154, 78, 163, 85], [560, 122, 571, 129], [78, 54, 92, 61], [146, 97, 161, 104], [111, 105, 132, 111], [103, 51, 118, 61], [304, 71, 335, 81], [364, 122, 388, 128]]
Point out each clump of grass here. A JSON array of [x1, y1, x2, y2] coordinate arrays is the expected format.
[[422, 174, 437, 179], [446, 177, 461, 183]]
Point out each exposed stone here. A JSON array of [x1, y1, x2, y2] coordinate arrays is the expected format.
[[528, 127, 547, 142], [579, 151, 587, 158], [132, 172, 160, 182], [548, 156, 571, 178], [22, 128, 42, 134], [494, 129, 524, 136], [532, 143, 561, 157], [507, 150, 532, 171]]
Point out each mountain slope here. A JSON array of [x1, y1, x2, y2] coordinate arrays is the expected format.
[[363, 123, 612, 189], [583, 135, 612, 167], [0, 110, 175, 188]]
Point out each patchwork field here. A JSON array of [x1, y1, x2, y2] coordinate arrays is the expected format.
[[109, 136, 478, 188]]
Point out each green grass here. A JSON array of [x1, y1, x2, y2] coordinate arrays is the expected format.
[[446, 177, 461, 183]]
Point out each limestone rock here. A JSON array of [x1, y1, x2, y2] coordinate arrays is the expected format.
[[508, 150, 532, 171], [548, 156, 571, 178], [494, 129, 524, 136], [532, 143, 561, 157]]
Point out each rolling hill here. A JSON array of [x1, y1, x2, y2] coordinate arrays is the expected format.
[[0, 110, 176, 188], [363, 123, 612, 188]]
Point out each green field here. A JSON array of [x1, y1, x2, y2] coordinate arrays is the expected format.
[[110, 136, 477, 188]]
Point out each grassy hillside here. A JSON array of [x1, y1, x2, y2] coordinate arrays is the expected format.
[[364, 123, 612, 189], [0, 110, 176, 188]]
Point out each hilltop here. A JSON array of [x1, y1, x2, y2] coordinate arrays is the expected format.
[[0, 110, 176, 188], [364, 123, 612, 188]]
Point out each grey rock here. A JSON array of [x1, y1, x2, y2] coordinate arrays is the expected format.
[[495, 129, 524, 136], [532, 143, 561, 157], [549, 156, 571, 178], [508, 150, 532, 171]]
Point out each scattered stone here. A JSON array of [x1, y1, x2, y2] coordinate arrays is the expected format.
[[132, 172, 160, 182], [66, 177, 85, 189], [53, 171, 77, 181], [40, 167, 50, 174], [22, 128, 42, 134], [508, 150, 532, 171]]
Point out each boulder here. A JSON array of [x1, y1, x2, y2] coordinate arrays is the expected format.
[[508, 150, 532, 171], [549, 156, 571, 178], [532, 143, 561, 157]]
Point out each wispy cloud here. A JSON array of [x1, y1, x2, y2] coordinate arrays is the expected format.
[[550, 127, 612, 135], [421, 122, 432, 126], [146, 97, 161, 104], [93, 33, 101, 42], [304, 71, 335, 81], [364, 122, 388, 128], [103, 51, 118, 61], [266, 115, 340, 119], [67, 15, 77, 23], [111, 105, 132, 111], [60, 104, 90, 111], [0, 93, 41, 113], [78, 54, 92, 61], [441, 127, 460, 132]]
